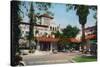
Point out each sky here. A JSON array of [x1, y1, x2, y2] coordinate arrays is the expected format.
[[21, 2, 96, 29], [50, 3, 96, 29]]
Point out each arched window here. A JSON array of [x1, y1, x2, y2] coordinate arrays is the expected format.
[[50, 26, 52, 30], [55, 27, 57, 31], [53, 27, 54, 31]]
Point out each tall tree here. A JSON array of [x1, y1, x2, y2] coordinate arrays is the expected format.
[[28, 2, 35, 48], [66, 4, 97, 46], [75, 5, 89, 42]]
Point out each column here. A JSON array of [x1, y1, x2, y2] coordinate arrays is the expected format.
[[79, 45, 82, 52], [36, 41, 40, 51], [50, 42, 53, 53], [34, 41, 41, 55]]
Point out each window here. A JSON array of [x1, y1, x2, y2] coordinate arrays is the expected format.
[[53, 27, 54, 31], [50, 26, 52, 30]]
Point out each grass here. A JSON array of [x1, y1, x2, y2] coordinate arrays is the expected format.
[[73, 56, 97, 62]]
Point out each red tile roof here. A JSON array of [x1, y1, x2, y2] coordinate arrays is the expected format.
[[36, 37, 59, 42], [35, 34, 96, 43]]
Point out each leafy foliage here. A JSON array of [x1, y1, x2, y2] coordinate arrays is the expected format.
[[52, 25, 80, 49], [51, 31, 62, 38], [62, 25, 80, 38]]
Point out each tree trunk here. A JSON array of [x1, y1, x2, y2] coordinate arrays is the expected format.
[[81, 24, 86, 52], [81, 24, 85, 42]]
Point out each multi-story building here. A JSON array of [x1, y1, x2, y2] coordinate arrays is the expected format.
[[19, 13, 61, 52], [76, 26, 97, 52], [19, 13, 60, 38], [76, 26, 96, 41]]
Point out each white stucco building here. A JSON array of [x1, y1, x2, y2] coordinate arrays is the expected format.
[[19, 13, 60, 39]]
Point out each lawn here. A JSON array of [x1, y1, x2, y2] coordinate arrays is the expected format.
[[73, 56, 97, 62]]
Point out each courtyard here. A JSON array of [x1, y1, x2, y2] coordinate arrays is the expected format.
[[22, 51, 81, 65]]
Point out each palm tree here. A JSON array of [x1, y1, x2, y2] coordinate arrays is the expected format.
[[75, 5, 89, 43], [66, 4, 97, 49]]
